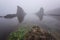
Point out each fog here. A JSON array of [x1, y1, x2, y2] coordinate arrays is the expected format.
[[0, 0, 60, 16], [0, 0, 60, 40]]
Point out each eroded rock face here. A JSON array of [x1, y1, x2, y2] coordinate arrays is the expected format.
[[36, 7, 44, 21], [24, 26, 56, 40], [17, 6, 26, 23]]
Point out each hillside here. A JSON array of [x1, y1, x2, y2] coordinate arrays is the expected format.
[[45, 8, 60, 16], [45, 8, 60, 21]]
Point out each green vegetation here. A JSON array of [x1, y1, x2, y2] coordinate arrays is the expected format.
[[8, 25, 31, 40], [8, 25, 56, 40]]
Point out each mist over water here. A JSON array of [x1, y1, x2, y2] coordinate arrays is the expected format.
[[0, 0, 60, 15], [0, 14, 60, 40], [0, 0, 60, 40]]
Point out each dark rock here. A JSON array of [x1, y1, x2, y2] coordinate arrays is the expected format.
[[24, 26, 56, 40], [36, 7, 44, 21], [16, 6, 26, 23], [4, 14, 16, 18]]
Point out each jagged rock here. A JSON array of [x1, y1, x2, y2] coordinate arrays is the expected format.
[[4, 6, 26, 23], [16, 6, 26, 23], [24, 26, 56, 40], [36, 7, 44, 21]]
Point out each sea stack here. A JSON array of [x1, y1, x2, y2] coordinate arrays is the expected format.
[[36, 7, 44, 21], [16, 6, 26, 23]]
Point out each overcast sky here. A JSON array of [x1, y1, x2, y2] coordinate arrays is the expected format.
[[0, 0, 60, 16]]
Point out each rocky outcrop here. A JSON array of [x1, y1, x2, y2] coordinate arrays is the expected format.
[[4, 6, 26, 23], [24, 26, 56, 40], [36, 7, 44, 21], [4, 14, 16, 18], [16, 6, 26, 23]]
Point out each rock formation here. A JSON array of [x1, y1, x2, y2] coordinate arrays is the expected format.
[[24, 26, 56, 40], [36, 7, 44, 21], [16, 6, 26, 23], [4, 14, 16, 18]]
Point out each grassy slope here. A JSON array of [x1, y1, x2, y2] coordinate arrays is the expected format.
[[8, 25, 32, 40]]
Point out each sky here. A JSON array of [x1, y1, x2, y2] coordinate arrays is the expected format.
[[0, 0, 60, 16]]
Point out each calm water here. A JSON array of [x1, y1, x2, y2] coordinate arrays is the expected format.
[[0, 17, 19, 40], [0, 14, 60, 40]]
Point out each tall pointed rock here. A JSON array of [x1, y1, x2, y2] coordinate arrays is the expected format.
[[16, 6, 26, 23], [36, 7, 44, 21]]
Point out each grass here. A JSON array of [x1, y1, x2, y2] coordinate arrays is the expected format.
[[8, 25, 31, 40], [8, 25, 55, 40]]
